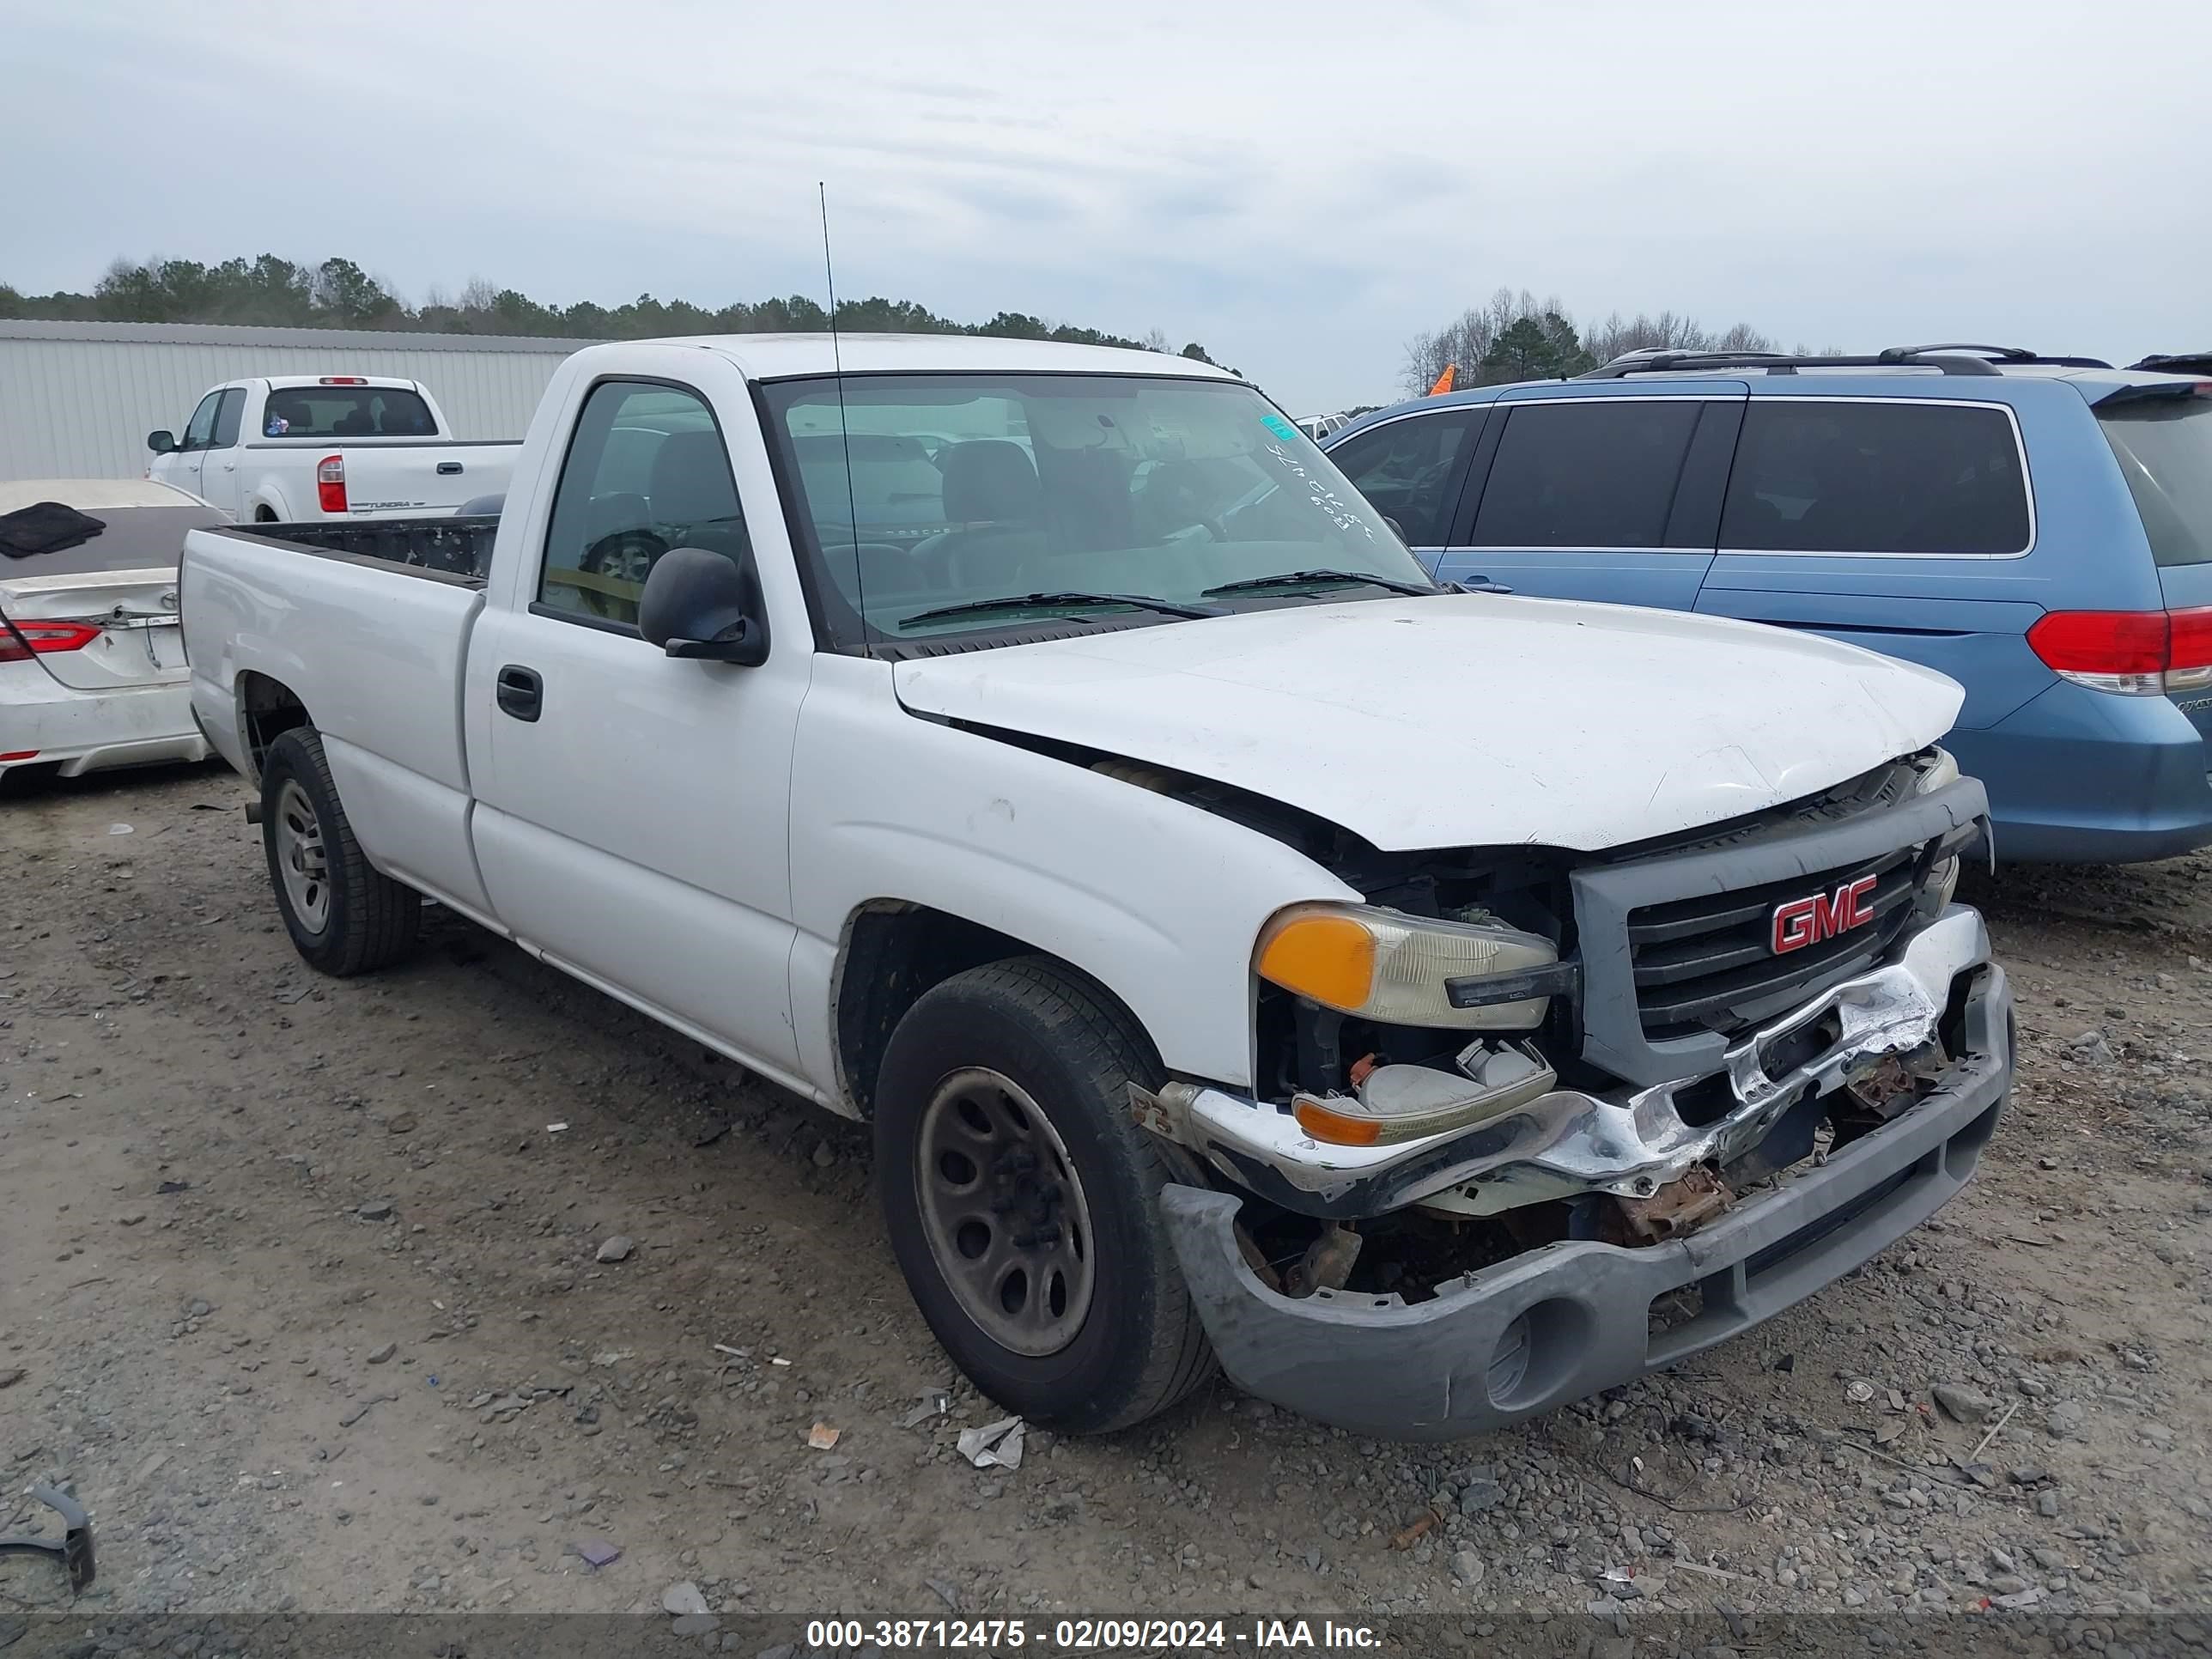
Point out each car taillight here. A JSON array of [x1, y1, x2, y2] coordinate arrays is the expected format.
[[0, 620, 103, 663], [2027, 606, 2212, 695], [317, 453, 348, 514]]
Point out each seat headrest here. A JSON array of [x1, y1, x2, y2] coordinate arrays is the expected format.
[[649, 429, 742, 528], [941, 440, 1041, 525]]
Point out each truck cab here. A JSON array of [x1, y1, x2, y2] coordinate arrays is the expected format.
[[179, 334, 2012, 1441]]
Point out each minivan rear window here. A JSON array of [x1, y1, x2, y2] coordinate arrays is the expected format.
[[260, 386, 435, 440], [2098, 393, 2212, 567], [1719, 401, 2030, 556]]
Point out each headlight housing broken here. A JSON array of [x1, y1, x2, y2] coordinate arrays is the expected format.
[[1914, 746, 1960, 797], [1916, 747, 1964, 909], [1255, 902, 1559, 1030]]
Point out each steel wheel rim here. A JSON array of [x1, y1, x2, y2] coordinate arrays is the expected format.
[[916, 1066, 1097, 1358], [275, 779, 331, 934]]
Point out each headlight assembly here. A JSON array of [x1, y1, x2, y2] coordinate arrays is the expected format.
[[1914, 747, 1960, 795], [1255, 902, 1559, 1030], [1915, 749, 1965, 908]]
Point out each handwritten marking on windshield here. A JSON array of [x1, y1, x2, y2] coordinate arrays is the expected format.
[[1257, 439, 1376, 540]]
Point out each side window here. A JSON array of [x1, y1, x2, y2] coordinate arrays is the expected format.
[[181, 392, 223, 452], [1720, 402, 2030, 556], [210, 388, 246, 448], [1327, 412, 1477, 545], [539, 380, 748, 629], [1469, 401, 1701, 549]]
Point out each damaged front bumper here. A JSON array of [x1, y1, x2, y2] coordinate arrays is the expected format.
[[1158, 945, 2011, 1441], [1141, 907, 1994, 1222]]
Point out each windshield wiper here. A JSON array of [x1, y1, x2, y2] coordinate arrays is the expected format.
[[1200, 568, 1438, 599], [897, 591, 1225, 629]]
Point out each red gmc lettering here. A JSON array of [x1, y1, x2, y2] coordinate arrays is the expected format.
[[1771, 873, 1879, 954]]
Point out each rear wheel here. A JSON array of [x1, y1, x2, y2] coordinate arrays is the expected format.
[[260, 727, 419, 975], [874, 957, 1215, 1434]]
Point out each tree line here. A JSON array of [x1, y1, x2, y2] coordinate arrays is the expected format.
[[1401, 286, 1839, 394], [0, 253, 1230, 367]]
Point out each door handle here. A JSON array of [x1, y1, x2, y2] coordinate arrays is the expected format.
[[1449, 575, 1514, 595], [495, 664, 543, 722], [437, 460, 463, 475]]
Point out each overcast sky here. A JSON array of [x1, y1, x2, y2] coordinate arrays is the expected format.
[[4, 2, 2208, 411]]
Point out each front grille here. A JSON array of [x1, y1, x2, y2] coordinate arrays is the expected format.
[[1626, 844, 1928, 1042]]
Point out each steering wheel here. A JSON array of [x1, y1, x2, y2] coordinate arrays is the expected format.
[[576, 528, 668, 620]]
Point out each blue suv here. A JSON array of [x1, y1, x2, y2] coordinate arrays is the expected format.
[[1323, 344, 2212, 863]]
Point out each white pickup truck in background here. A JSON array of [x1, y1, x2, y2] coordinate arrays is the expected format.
[[179, 332, 2012, 1441], [147, 375, 520, 522]]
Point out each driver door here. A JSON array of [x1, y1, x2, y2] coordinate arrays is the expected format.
[[466, 369, 808, 1077], [163, 390, 223, 501]]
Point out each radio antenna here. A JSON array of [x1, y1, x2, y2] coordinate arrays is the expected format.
[[818, 181, 870, 655]]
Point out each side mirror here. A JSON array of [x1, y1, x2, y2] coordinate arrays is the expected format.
[[637, 547, 770, 666], [147, 430, 176, 454], [1382, 516, 1409, 546]]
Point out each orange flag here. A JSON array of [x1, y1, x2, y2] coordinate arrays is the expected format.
[[1427, 364, 1456, 396]]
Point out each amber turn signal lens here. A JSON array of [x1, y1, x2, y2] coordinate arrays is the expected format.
[[1292, 1097, 1387, 1146], [1255, 912, 1376, 1012]]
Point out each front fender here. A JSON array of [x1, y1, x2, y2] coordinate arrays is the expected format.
[[787, 657, 1362, 1096]]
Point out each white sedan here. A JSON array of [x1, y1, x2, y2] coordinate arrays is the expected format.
[[1, 479, 226, 781]]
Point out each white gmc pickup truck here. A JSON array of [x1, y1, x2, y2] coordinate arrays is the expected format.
[[148, 375, 520, 522], [179, 333, 2012, 1440]]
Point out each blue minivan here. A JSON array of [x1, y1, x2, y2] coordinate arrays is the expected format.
[[1323, 345, 2212, 863]]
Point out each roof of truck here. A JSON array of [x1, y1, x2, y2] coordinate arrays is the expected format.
[[631, 332, 1243, 383]]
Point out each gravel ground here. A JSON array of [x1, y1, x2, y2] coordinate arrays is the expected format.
[[2, 763, 2209, 1634]]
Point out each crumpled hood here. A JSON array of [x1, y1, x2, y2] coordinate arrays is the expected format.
[[891, 595, 1964, 853]]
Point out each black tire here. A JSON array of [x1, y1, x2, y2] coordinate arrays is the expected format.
[[259, 727, 420, 976], [874, 956, 1216, 1435]]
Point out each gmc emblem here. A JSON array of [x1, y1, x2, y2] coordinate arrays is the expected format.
[[1771, 874, 1879, 954]]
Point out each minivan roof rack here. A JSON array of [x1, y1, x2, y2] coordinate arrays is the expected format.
[[1885, 343, 2114, 368], [1578, 343, 2112, 380]]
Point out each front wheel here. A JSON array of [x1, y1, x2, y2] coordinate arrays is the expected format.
[[874, 957, 1215, 1435], [260, 727, 420, 975]]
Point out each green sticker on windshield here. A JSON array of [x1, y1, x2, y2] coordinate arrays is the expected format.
[[1261, 413, 1299, 443]]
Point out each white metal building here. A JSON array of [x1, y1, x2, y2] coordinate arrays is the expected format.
[[0, 320, 597, 483]]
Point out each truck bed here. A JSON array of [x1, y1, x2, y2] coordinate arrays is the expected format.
[[181, 519, 489, 911], [243, 515, 500, 582]]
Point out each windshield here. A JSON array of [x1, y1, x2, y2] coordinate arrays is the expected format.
[[759, 373, 1433, 647], [2099, 391, 2212, 567]]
